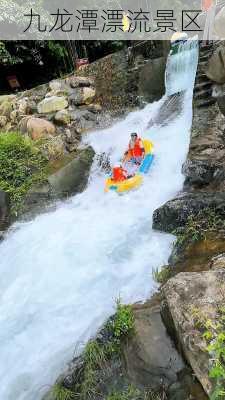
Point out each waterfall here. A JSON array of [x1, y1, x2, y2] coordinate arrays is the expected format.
[[165, 38, 199, 96], [0, 42, 199, 400]]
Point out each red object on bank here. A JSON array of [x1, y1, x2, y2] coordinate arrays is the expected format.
[[202, 0, 213, 11], [75, 58, 89, 70], [6, 75, 20, 90]]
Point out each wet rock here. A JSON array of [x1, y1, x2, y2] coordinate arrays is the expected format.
[[162, 269, 225, 395], [47, 146, 95, 197], [69, 87, 96, 106], [122, 301, 184, 390], [152, 192, 225, 233], [0, 190, 10, 230], [182, 159, 216, 186], [37, 96, 68, 114], [206, 44, 225, 84], [54, 109, 71, 125], [68, 76, 94, 88], [27, 117, 56, 140]]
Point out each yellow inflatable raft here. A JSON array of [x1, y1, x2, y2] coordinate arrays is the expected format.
[[105, 139, 154, 193]]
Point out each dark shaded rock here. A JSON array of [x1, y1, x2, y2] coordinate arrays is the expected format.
[[122, 301, 184, 390], [152, 192, 225, 233], [22, 147, 94, 219], [182, 159, 216, 186], [47, 146, 95, 197], [162, 269, 225, 396], [0, 190, 10, 230]]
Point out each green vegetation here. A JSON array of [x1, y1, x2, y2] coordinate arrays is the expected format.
[[52, 300, 135, 400], [108, 299, 135, 340], [51, 384, 76, 400], [0, 132, 47, 213], [106, 385, 163, 400], [173, 209, 225, 247], [192, 307, 225, 400], [152, 265, 172, 285]]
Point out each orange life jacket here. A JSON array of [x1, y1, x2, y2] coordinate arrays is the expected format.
[[129, 138, 144, 158], [113, 166, 127, 182]]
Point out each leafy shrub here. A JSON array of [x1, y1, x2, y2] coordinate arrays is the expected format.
[[192, 307, 225, 400], [109, 299, 135, 339], [0, 132, 47, 212]]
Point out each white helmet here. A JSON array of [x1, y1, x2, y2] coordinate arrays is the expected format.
[[114, 163, 121, 168]]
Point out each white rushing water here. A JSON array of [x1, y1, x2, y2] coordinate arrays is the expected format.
[[0, 44, 198, 400]]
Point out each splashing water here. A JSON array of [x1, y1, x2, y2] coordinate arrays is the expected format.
[[0, 44, 198, 400]]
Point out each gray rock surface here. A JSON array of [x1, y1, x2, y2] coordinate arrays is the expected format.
[[163, 269, 225, 395], [122, 302, 184, 390], [153, 191, 225, 233]]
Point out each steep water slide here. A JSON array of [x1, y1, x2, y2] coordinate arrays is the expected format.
[[0, 40, 199, 400]]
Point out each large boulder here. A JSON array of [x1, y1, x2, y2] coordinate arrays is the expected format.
[[26, 117, 56, 140], [162, 269, 225, 396], [69, 87, 96, 106], [206, 45, 225, 84], [0, 190, 10, 230], [152, 192, 225, 233], [37, 96, 68, 114], [47, 146, 94, 197], [122, 302, 184, 390], [22, 147, 95, 218]]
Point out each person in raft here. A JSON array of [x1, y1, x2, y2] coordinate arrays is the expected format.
[[124, 133, 145, 165], [112, 164, 128, 182]]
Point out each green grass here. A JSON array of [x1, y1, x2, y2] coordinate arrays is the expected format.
[[106, 385, 163, 400], [0, 132, 47, 213], [108, 299, 135, 340], [51, 384, 77, 400], [51, 300, 135, 400], [152, 265, 171, 285], [173, 209, 225, 248]]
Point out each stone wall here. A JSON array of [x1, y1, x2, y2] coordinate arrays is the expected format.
[[76, 46, 167, 111]]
